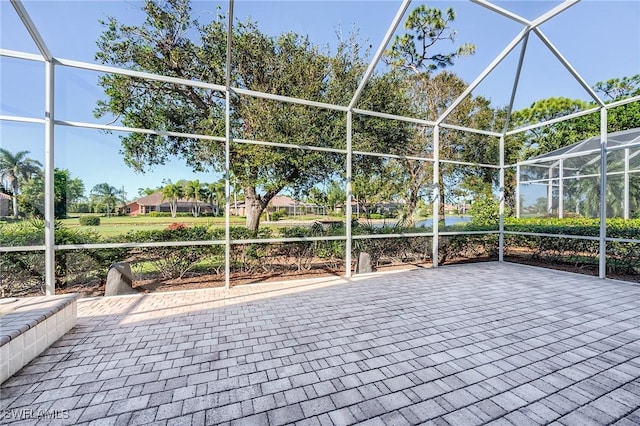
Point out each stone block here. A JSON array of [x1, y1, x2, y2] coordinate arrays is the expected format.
[[105, 262, 139, 296]]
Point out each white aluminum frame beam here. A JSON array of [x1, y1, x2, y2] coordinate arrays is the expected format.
[[224, 0, 234, 290], [348, 0, 411, 110], [0, 48, 44, 62], [534, 28, 604, 107], [598, 109, 607, 279], [470, 0, 530, 26], [502, 33, 529, 134], [10, 0, 51, 60], [437, 0, 580, 128], [624, 148, 630, 220]]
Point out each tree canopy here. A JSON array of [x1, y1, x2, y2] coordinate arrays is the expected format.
[[19, 168, 85, 219], [0, 149, 42, 219], [511, 75, 640, 160], [95, 0, 405, 231]]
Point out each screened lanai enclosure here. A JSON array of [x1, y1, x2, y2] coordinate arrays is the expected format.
[[1, 0, 639, 298], [517, 128, 640, 219]]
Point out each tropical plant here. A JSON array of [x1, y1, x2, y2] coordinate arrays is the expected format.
[[0, 148, 42, 219], [90, 183, 124, 216], [19, 168, 85, 219], [203, 179, 226, 216], [184, 179, 204, 217], [160, 182, 184, 218]]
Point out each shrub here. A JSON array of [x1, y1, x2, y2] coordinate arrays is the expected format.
[[0, 220, 116, 296], [117, 226, 222, 279], [79, 216, 101, 226], [469, 195, 500, 227], [270, 208, 287, 221], [501, 217, 640, 277]]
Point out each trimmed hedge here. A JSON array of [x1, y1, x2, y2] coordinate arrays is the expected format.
[[1, 218, 638, 297], [503, 218, 640, 276], [79, 216, 101, 226]]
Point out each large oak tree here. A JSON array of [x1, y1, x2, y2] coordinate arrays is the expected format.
[[95, 0, 405, 231]]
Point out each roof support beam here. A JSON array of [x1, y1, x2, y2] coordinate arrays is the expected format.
[[534, 28, 604, 107], [470, 0, 530, 26], [502, 32, 529, 134], [436, 0, 581, 126], [506, 105, 601, 136], [435, 27, 528, 125], [10, 0, 52, 60], [348, 0, 411, 110]]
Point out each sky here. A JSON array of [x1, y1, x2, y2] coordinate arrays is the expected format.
[[1, 0, 639, 201]]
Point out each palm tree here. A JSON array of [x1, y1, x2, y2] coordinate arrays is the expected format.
[[204, 179, 225, 216], [161, 182, 183, 218], [0, 149, 43, 219], [565, 162, 639, 218], [90, 183, 123, 217], [184, 180, 204, 217]]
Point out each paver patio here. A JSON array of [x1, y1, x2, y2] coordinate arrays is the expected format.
[[1, 262, 639, 425]]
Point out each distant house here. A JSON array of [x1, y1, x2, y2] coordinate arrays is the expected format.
[[0, 192, 10, 217], [122, 192, 212, 216], [230, 201, 245, 217], [268, 195, 324, 216], [371, 201, 405, 216]]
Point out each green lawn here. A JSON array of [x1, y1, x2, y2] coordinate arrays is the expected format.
[[57, 214, 347, 237], [59, 214, 247, 237]]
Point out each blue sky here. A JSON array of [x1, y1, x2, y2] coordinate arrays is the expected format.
[[1, 0, 639, 200]]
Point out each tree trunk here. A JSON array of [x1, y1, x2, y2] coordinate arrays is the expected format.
[[11, 180, 18, 219], [244, 186, 280, 232], [404, 185, 419, 227]]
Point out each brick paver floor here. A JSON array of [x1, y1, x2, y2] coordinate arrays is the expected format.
[[1, 262, 639, 425]]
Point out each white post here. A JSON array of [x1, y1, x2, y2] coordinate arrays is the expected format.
[[516, 164, 521, 218], [598, 109, 607, 279], [224, 0, 234, 290], [558, 159, 564, 219], [499, 136, 505, 262], [432, 126, 440, 267], [224, 90, 231, 290], [624, 148, 630, 220], [345, 111, 353, 277], [547, 166, 553, 214], [44, 60, 55, 295]]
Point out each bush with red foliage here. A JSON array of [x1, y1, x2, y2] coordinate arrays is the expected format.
[[166, 222, 187, 231]]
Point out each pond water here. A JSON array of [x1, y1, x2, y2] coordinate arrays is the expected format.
[[365, 216, 472, 228]]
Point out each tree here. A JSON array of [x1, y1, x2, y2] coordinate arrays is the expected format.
[[511, 75, 640, 161], [90, 183, 123, 216], [94, 0, 402, 232], [382, 6, 509, 225], [184, 179, 204, 217], [326, 180, 346, 215], [161, 181, 183, 218], [593, 74, 640, 100], [0, 149, 42, 219], [510, 97, 597, 159], [380, 72, 504, 224], [385, 5, 475, 74], [137, 186, 160, 197], [203, 179, 225, 216], [19, 169, 85, 219]]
